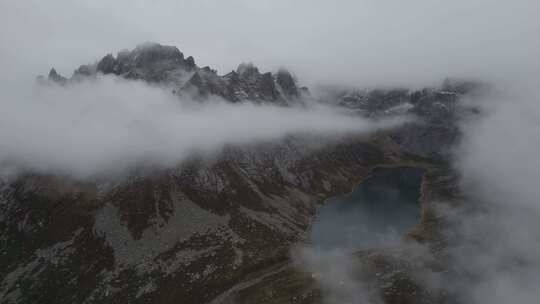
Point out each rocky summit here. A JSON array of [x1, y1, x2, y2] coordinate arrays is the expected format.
[[47, 42, 306, 105], [3, 43, 483, 304]]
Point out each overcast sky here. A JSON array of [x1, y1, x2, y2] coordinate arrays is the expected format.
[[1, 0, 539, 87]]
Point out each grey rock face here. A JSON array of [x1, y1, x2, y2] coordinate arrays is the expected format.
[[72, 64, 96, 78], [275, 69, 299, 99], [47, 68, 67, 85], [179, 63, 302, 104], [44, 43, 304, 105], [331, 80, 483, 159], [95, 43, 196, 85]]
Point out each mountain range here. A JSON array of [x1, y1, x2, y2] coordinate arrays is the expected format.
[[2, 43, 482, 304]]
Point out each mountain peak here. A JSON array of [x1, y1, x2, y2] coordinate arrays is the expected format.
[[42, 42, 306, 105], [276, 68, 299, 98], [47, 68, 67, 84], [90, 42, 196, 83], [236, 62, 260, 80]]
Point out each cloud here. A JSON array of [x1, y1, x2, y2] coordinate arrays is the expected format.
[[293, 247, 376, 304], [0, 75, 404, 179], [432, 81, 540, 304]]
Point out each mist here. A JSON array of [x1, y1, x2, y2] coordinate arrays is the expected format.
[[442, 83, 540, 304], [294, 247, 376, 304], [0, 75, 405, 179]]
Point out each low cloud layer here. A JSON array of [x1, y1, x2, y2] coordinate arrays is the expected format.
[[0, 76, 404, 179], [445, 83, 540, 304], [294, 247, 374, 304]]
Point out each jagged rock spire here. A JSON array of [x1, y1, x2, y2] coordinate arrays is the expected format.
[[47, 68, 67, 85], [236, 63, 261, 82], [276, 68, 299, 98], [96, 54, 117, 74]]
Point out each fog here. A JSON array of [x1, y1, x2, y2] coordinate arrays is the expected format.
[[0, 76, 405, 179], [444, 84, 540, 304], [294, 247, 375, 304]]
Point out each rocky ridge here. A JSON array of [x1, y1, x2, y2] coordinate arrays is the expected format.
[[44, 42, 306, 105]]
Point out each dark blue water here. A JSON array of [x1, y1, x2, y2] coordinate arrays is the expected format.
[[311, 167, 424, 251]]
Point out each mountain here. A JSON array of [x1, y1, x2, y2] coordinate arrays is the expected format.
[[2, 43, 481, 304], [47, 42, 307, 105]]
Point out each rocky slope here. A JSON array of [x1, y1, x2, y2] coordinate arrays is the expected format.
[[212, 165, 462, 304], [2, 43, 478, 304]]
